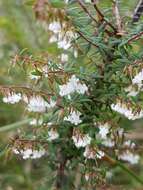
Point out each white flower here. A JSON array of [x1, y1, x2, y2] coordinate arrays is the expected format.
[[117, 128, 124, 137], [111, 102, 143, 120], [29, 118, 43, 126], [125, 86, 139, 97], [132, 69, 143, 86], [76, 83, 88, 94], [13, 148, 19, 154], [49, 34, 58, 43], [31, 149, 46, 159], [3, 92, 22, 104], [85, 173, 90, 181], [47, 17, 77, 51], [59, 84, 73, 96], [25, 96, 56, 113], [46, 99, 56, 108], [72, 133, 91, 148], [26, 96, 47, 112], [74, 50, 78, 58], [98, 123, 110, 139], [119, 150, 140, 164], [48, 21, 61, 34], [58, 30, 77, 50], [47, 129, 59, 141], [22, 149, 33, 159], [58, 39, 71, 50], [13, 148, 46, 159], [123, 140, 135, 149], [64, 110, 82, 125], [59, 75, 88, 96], [83, 146, 96, 159], [42, 65, 49, 77], [96, 150, 105, 159], [59, 75, 78, 96], [102, 138, 115, 147], [83, 146, 104, 159], [61, 53, 68, 63]]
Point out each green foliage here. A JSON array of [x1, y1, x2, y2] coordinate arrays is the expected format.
[[0, 0, 143, 190]]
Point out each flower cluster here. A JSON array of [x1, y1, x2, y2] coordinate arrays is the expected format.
[[64, 110, 82, 125], [59, 75, 88, 97], [132, 69, 143, 87], [3, 92, 22, 104], [83, 146, 105, 160], [47, 128, 59, 141], [13, 148, 46, 159], [98, 123, 110, 139], [111, 102, 143, 120], [2, 92, 56, 113], [124, 69, 143, 97], [25, 96, 56, 113], [48, 20, 77, 51], [72, 130, 91, 148], [125, 85, 139, 97], [96, 122, 115, 148], [118, 150, 140, 164], [29, 118, 43, 126]]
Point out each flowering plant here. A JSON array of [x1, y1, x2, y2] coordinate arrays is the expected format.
[[1, 0, 143, 189]]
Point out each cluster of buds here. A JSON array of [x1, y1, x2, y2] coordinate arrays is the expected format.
[[72, 129, 91, 148], [34, 0, 78, 53], [95, 122, 140, 165], [11, 137, 47, 160], [111, 100, 143, 120], [13, 147, 46, 159], [1, 88, 56, 113], [118, 140, 140, 164]]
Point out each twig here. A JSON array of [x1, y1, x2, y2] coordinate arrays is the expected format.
[[127, 31, 143, 43], [56, 151, 67, 189], [112, 0, 124, 35], [77, 0, 98, 23], [91, 0, 117, 33], [12, 138, 49, 145], [0, 85, 54, 96], [77, 30, 99, 48], [132, 0, 143, 23]]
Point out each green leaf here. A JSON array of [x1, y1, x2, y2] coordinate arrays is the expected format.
[[0, 118, 31, 132]]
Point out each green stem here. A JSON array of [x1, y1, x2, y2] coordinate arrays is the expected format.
[[116, 161, 143, 185], [0, 118, 31, 132], [107, 155, 143, 185]]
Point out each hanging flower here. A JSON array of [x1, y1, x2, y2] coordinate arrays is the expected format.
[[111, 102, 143, 120], [83, 146, 105, 159], [47, 128, 59, 141], [24, 96, 56, 113], [118, 150, 140, 164], [98, 123, 110, 139], [64, 110, 82, 125], [3, 92, 22, 104], [13, 148, 46, 159], [72, 131, 91, 148], [59, 75, 88, 96], [48, 21, 61, 34]]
